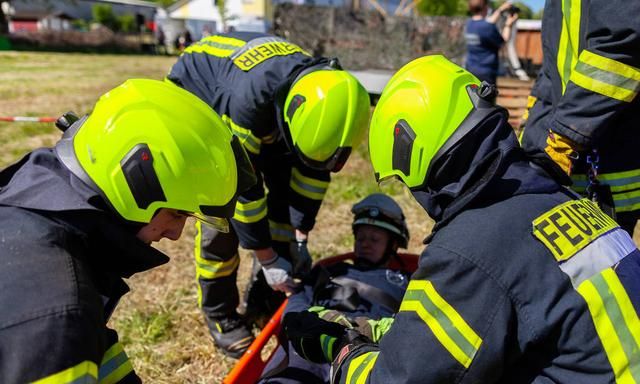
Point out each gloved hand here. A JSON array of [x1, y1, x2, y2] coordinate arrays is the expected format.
[[308, 308, 395, 343], [352, 316, 394, 343], [283, 310, 370, 364], [308, 306, 353, 328], [260, 255, 297, 294], [290, 239, 312, 276], [544, 130, 581, 176]]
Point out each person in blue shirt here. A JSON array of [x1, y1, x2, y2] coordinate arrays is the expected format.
[[464, 0, 519, 84]]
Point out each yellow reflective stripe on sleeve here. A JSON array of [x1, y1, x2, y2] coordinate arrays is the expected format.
[[532, 199, 618, 262], [557, 0, 581, 93], [183, 35, 246, 57], [577, 268, 640, 382], [571, 50, 640, 102], [399, 280, 482, 368], [290, 168, 329, 201], [32, 361, 98, 384], [612, 189, 640, 213], [221, 115, 262, 155], [345, 351, 379, 384], [98, 342, 134, 384], [572, 169, 640, 193], [579, 50, 640, 83], [269, 220, 295, 242], [234, 196, 267, 223]]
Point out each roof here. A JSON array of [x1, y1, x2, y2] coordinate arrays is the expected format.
[[89, 0, 160, 9]]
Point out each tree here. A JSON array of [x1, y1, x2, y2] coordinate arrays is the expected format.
[[118, 14, 136, 33], [216, 0, 229, 32], [532, 7, 543, 19], [92, 4, 119, 31], [491, 0, 533, 19], [416, 0, 460, 15]]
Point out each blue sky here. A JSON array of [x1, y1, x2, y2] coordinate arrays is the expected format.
[[520, 0, 544, 12]]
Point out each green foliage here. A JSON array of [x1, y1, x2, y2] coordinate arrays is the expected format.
[[71, 19, 89, 31], [118, 14, 137, 33], [533, 8, 543, 19], [92, 5, 140, 32], [417, 0, 462, 15], [491, 0, 534, 19], [146, 0, 178, 6], [92, 4, 119, 31]]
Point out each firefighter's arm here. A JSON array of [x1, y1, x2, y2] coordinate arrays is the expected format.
[[329, 246, 512, 383], [289, 165, 331, 233], [231, 161, 271, 251], [550, 0, 640, 150]]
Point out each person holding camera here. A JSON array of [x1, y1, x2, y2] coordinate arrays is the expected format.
[[464, 0, 519, 84]]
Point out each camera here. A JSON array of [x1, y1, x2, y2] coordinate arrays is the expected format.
[[507, 5, 521, 15]]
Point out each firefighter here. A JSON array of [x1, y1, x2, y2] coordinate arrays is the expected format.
[[166, 32, 370, 358], [519, 0, 640, 235], [0, 79, 255, 383], [284, 56, 640, 383]]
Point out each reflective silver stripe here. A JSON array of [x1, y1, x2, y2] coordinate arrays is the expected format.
[[230, 36, 288, 60], [560, 228, 636, 287], [575, 61, 640, 93]]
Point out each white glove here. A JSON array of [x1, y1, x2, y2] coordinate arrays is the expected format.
[[261, 255, 298, 294]]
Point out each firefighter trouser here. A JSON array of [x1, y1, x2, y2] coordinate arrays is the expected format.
[[194, 221, 294, 320], [195, 221, 241, 318]]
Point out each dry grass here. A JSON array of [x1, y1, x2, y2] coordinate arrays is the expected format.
[[0, 51, 432, 382]]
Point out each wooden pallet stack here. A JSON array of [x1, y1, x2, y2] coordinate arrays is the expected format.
[[496, 77, 534, 134]]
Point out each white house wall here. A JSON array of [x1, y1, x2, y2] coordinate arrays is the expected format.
[[167, 0, 268, 33]]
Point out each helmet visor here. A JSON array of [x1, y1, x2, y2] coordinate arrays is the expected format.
[[230, 135, 257, 194], [179, 211, 230, 233], [352, 201, 404, 225], [297, 146, 352, 172]]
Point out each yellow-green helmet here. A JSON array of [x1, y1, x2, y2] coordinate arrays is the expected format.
[[55, 79, 256, 231], [369, 55, 503, 189], [282, 62, 370, 172]]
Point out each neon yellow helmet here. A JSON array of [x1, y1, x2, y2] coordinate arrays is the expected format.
[[282, 61, 370, 172], [55, 79, 256, 231], [369, 55, 504, 189]]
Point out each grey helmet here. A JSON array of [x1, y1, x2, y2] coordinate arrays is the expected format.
[[351, 193, 409, 248]]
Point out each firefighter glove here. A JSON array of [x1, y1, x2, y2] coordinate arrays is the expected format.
[[284, 310, 366, 364], [308, 306, 353, 328], [544, 130, 581, 176], [260, 255, 297, 294], [290, 239, 312, 276], [352, 316, 394, 342]]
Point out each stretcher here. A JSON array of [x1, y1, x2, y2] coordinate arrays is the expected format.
[[223, 252, 419, 384]]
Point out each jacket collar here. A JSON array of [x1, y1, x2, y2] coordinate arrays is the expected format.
[[0, 148, 169, 277], [413, 115, 561, 243]]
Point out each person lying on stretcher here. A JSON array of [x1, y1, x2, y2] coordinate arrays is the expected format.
[[257, 193, 411, 383]]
